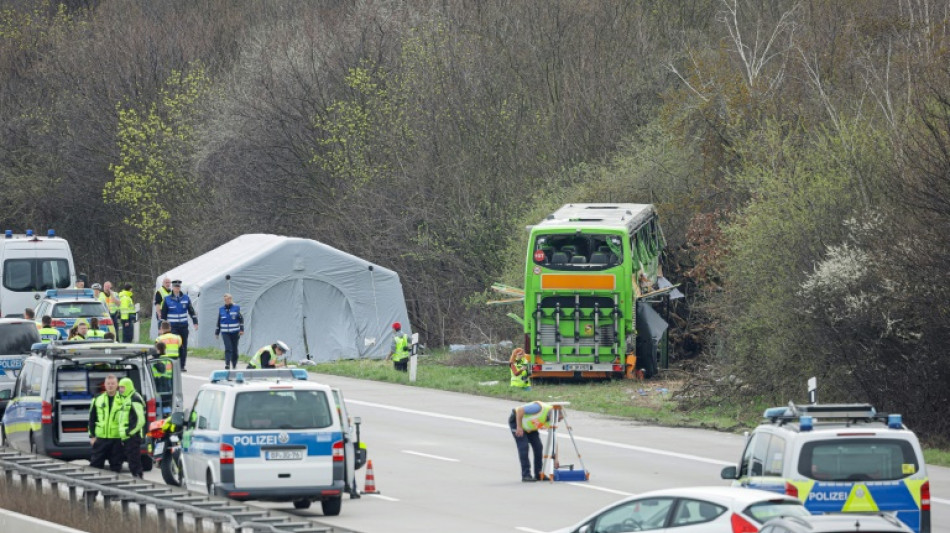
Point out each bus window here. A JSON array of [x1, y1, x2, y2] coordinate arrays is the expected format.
[[534, 234, 622, 271]]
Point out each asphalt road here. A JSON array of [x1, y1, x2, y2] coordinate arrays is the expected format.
[[165, 358, 950, 533]]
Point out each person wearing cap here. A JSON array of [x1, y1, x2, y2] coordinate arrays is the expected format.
[[118, 283, 136, 343], [91, 282, 103, 303], [161, 280, 198, 372], [154, 277, 172, 318], [215, 293, 244, 370], [386, 322, 410, 372], [247, 341, 289, 369]]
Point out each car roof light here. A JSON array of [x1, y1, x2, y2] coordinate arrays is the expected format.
[[210, 370, 228, 383], [888, 414, 903, 429], [47, 229, 55, 237], [799, 416, 813, 431], [4, 230, 11, 238], [764, 406, 790, 418], [26, 229, 33, 237], [235, 372, 245, 384], [291, 368, 309, 380]]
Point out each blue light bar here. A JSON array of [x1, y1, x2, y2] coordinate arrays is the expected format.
[[235, 372, 245, 383], [888, 414, 903, 429], [46, 289, 95, 298], [26, 229, 33, 237], [291, 368, 309, 380], [799, 416, 813, 431], [763, 406, 790, 419], [47, 229, 55, 237], [210, 370, 228, 383], [4, 230, 11, 239]]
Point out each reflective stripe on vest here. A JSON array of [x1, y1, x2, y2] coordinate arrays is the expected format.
[[117, 395, 145, 439], [157, 333, 182, 357], [218, 305, 241, 333], [164, 294, 191, 323], [521, 404, 554, 432], [101, 291, 119, 313], [393, 334, 410, 362], [87, 329, 105, 339], [119, 291, 135, 319]]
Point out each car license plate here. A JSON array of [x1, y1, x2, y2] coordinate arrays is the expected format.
[[266, 450, 304, 461], [565, 364, 592, 371], [153, 441, 165, 456]]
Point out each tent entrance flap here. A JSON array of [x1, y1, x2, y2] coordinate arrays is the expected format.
[[300, 278, 360, 362]]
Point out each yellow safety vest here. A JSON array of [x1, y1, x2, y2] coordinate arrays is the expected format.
[[393, 334, 410, 362], [157, 333, 182, 357], [521, 403, 554, 432], [510, 355, 530, 388]]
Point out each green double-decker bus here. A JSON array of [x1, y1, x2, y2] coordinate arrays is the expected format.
[[522, 204, 675, 380]]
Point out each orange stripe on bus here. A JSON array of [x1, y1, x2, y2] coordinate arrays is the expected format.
[[541, 274, 615, 290]]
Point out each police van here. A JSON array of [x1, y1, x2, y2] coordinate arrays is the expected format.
[[721, 403, 930, 533], [0, 229, 75, 319], [181, 369, 346, 515]]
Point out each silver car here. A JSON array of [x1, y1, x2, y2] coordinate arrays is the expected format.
[[552, 486, 810, 533]]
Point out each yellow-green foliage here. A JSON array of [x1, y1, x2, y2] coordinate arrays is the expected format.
[[104, 63, 213, 244], [0, 1, 83, 51]]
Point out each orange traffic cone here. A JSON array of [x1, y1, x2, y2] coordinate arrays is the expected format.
[[361, 459, 380, 494]]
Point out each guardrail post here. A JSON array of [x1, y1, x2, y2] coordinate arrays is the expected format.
[[19, 472, 27, 485], [121, 498, 130, 515], [214, 519, 223, 533], [50, 480, 58, 493], [139, 502, 147, 526], [4, 468, 12, 483], [176, 510, 184, 532], [34, 476, 42, 491], [158, 506, 167, 530], [68, 484, 77, 502], [84, 489, 98, 513]]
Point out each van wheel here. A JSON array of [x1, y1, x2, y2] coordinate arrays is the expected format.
[[206, 471, 216, 496], [293, 499, 312, 509], [321, 495, 342, 516]]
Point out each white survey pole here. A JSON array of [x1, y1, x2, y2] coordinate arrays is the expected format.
[[409, 332, 420, 382]]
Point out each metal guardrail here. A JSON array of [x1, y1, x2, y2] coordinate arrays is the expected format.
[[0, 450, 357, 533]]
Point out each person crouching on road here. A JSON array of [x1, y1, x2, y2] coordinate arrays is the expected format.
[[386, 322, 410, 372], [89, 374, 123, 473], [509, 401, 560, 482], [247, 341, 289, 369], [509, 348, 531, 390], [117, 377, 146, 478]]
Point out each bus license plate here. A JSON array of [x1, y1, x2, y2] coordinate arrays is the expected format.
[[565, 364, 592, 371], [266, 450, 304, 461]]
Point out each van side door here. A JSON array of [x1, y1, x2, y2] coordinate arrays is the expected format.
[[149, 357, 183, 419]]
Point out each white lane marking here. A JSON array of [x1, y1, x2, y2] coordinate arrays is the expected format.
[[515, 527, 546, 533], [366, 493, 400, 502], [347, 399, 732, 466], [402, 450, 460, 462], [934, 497, 950, 505], [564, 483, 635, 497]]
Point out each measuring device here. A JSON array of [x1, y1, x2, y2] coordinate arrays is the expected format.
[[539, 402, 590, 482]]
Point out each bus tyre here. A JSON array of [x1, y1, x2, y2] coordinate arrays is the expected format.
[[293, 499, 312, 509], [321, 496, 342, 516]]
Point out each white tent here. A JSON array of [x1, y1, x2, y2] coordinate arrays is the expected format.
[[149, 234, 409, 362]]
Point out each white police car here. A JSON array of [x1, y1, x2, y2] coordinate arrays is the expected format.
[[180, 369, 346, 515], [721, 403, 930, 533]]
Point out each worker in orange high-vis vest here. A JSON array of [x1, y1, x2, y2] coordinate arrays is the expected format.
[[509, 401, 561, 482], [156, 320, 182, 359]]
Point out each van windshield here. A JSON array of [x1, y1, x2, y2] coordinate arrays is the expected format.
[[232, 390, 333, 430], [3, 258, 70, 292], [798, 438, 920, 481]]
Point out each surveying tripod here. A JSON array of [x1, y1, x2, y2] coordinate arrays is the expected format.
[[540, 402, 590, 481]]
